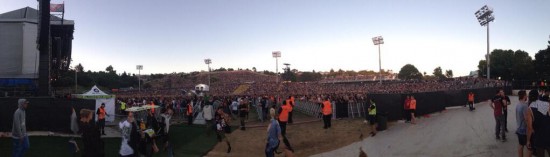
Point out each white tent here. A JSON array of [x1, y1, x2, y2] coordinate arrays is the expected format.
[[74, 85, 116, 122]]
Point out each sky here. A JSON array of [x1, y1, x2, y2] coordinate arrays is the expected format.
[[2, 0, 549, 76]]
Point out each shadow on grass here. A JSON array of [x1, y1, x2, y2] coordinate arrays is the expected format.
[[0, 124, 236, 157]]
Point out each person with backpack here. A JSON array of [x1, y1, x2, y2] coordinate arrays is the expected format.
[[526, 90, 550, 156]]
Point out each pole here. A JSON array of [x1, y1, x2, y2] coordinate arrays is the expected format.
[[138, 69, 141, 92], [75, 69, 77, 93], [208, 63, 211, 86], [276, 57, 279, 83], [487, 22, 491, 79], [378, 44, 382, 84]]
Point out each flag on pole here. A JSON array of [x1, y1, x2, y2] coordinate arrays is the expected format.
[[50, 4, 64, 12]]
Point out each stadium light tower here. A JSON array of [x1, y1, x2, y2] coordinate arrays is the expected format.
[[136, 65, 143, 92], [272, 51, 281, 83], [475, 5, 495, 79], [204, 58, 212, 86], [372, 36, 384, 84]]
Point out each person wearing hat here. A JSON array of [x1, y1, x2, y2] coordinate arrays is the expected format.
[[12, 99, 29, 157]]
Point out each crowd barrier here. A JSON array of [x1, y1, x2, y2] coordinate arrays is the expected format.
[[0, 97, 96, 133], [294, 86, 511, 121]]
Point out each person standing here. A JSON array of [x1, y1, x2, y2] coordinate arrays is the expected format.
[[12, 99, 29, 157], [367, 99, 377, 136], [231, 99, 239, 120], [410, 96, 417, 124], [526, 90, 550, 156], [288, 96, 294, 124], [515, 90, 531, 157], [80, 109, 105, 157], [239, 99, 249, 130], [203, 99, 214, 135], [187, 101, 194, 125], [278, 100, 292, 136], [321, 98, 332, 129], [468, 92, 475, 111], [491, 89, 507, 142], [504, 94, 511, 132], [96, 103, 108, 135], [404, 96, 411, 123], [119, 112, 135, 157]]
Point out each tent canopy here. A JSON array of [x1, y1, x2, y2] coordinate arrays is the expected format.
[[75, 85, 114, 99], [74, 85, 116, 122]]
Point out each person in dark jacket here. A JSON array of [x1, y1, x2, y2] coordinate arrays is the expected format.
[[80, 109, 105, 157]]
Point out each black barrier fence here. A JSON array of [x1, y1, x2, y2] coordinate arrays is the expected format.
[[332, 87, 512, 121], [0, 97, 96, 133]]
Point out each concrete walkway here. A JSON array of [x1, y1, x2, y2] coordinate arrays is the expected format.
[[312, 96, 520, 157]]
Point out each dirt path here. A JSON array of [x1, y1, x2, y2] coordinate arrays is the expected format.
[[205, 119, 373, 157]]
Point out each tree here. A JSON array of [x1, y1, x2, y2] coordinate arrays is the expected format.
[[398, 64, 423, 80], [75, 63, 84, 72], [478, 49, 535, 80], [513, 50, 535, 80], [534, 46, 550, 80], [433, 66, 445, 79], [106, 65, 115, 74], [252, 67, 257, 72], [298, 71, 322, 82], [445, 70, 453, 78]]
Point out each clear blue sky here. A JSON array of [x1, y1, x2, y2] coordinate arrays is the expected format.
[[2, 0, 549, 76]]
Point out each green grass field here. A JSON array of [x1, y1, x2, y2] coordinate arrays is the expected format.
[[0, 125, 227, 157]]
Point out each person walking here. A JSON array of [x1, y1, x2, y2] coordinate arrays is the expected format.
[[515, 90, 531, 157], [215, 108, 232, 154], [526, 90, 550, 156], [491, 89, 507, 142], [119, 112, 135, 157], [367, 99, 377, 136], [265, 109, 282, 157], [321, 97, 332, 129], [468, 92, 476, 111], [12, 99, 29, 157], [410, 96, 417, 124], [96, 103, 108, 135], [80, 109, 105, 157]]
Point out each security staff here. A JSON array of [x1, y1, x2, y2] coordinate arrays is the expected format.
[[322, 98, 332, 129], [368, 99, 377, 136], [96, 103, 107, 135], [279, 100, 292, 136]]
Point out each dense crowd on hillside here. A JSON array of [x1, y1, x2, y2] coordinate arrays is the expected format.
[[117, 70, 508, 100]]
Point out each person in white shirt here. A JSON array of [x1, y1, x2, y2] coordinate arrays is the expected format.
[[203, 98, 215, 136], [119, 112, 135, 157], [231, 100, 239, 119]]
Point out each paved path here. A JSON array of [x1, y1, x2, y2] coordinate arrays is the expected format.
[[312, 96, 520, 157]]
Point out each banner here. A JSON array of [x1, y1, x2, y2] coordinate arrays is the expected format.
[[50, 4, 64, 12]]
